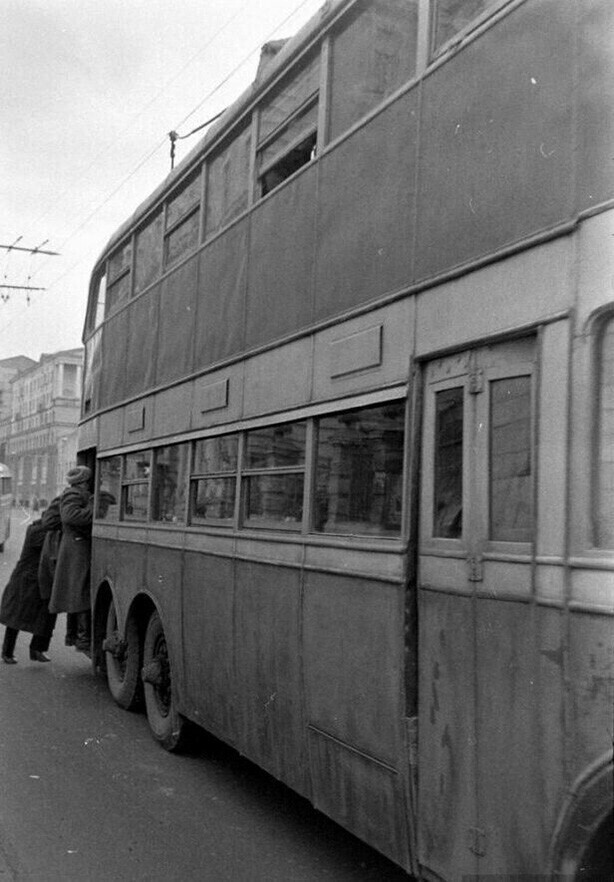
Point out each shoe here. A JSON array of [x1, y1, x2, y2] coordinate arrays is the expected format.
[[74, 640, 91, 655], [65, 635, 77, 647], [29, 649, 50, 663], [2, 654, 17, 664]]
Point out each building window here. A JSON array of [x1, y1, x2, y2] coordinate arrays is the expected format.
[[243, 422, 306, 527], [328, 0, 418, 143], [121, 451, 150, 521], [62, 364, 78, 398], [190, 435, 239, 524], [257, 52, 319, 197], [314, 402, 404, 536], [152, 444, 189, 523], [164, 170, 202, 270], [596, 316, 614, 547]]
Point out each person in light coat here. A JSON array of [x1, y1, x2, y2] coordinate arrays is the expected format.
[[49, 466, 93, 653]]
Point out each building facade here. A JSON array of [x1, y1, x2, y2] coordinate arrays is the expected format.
[[4, 349, 83, 506], [0, 355, 37, 461]]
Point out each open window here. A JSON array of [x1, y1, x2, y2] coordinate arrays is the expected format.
[[256, 52, 319, 197]]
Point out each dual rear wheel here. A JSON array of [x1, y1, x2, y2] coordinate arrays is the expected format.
[[104, 603, 188, 751]]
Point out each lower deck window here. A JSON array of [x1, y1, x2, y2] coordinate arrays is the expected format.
[[433, 387, 463, 539], [243, 422, 306, 528], [597, 317, 614, 547], [122, 451, 150, 522], [314, 402, 404, 536], [152, 444, 189, 524], [190, 435, 238, 525], [244, 473, 304, 525], [489, 375, 533, 542], [97, 456, 121, 520]]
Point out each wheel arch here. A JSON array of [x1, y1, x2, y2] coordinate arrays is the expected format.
[[92, 580, 159, 674], [549, 750, 614, 877]]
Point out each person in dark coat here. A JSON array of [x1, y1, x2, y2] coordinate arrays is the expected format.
[[1, 518, 58, 663], [39, 494, 81, 646], [49, 466, 93, 654]]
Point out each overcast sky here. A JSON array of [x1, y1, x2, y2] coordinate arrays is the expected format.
[[0, 0, 323, 362]]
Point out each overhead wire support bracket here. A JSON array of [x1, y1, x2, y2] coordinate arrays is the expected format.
[[0, 284, 47, 291], [0, 241, 59, 256]]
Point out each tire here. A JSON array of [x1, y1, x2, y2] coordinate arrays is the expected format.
[[141, 611, 188, 752], [103, 603, 141, 710]]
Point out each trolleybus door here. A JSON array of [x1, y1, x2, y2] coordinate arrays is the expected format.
[[417, 337, 537, 877]]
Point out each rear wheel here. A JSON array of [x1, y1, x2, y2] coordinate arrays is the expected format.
[[103, 603, 141, 710], [141, 611, 188, 751]]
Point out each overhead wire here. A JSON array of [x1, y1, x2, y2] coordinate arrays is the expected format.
[[0, 0, 319, 342]]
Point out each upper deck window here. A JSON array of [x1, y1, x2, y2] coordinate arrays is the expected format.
[[106, 241, 132, 315], [328, 0, 418, 143], [431, 0, 503, 54], [257, 52, 319, 197], [164, 169, 202, 269], [92, 271, 106, 329], [134, 210, 163, 296], [596, 316, 614, 547], [205, 124, 251, 238]]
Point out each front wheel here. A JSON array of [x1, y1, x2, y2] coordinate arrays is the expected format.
[[103, 603, 141, 710], [141, 611, 188, 752]]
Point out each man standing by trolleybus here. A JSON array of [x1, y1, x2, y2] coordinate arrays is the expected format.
[[48, 466, 93, 654]]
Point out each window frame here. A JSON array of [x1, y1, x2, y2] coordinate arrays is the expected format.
[[163, 167, 203, 271], [241, 422, 308, 531], [256, 92, 319, 195], [121, 451, 152, 523], [593, 312, 614, 550], [94, 396, 407, 540], [429, 0, 511, 61], [189, 433, 240, 527], [151, 443, 190, 525]]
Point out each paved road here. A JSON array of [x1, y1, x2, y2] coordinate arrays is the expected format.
[[0, 514, 410, 881]]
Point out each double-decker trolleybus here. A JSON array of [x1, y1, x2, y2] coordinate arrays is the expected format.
[[0, 463, 12, 552], [78, 1, 613, 877]]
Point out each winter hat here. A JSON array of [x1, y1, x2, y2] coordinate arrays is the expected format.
[[66, 466, 92, 486]]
